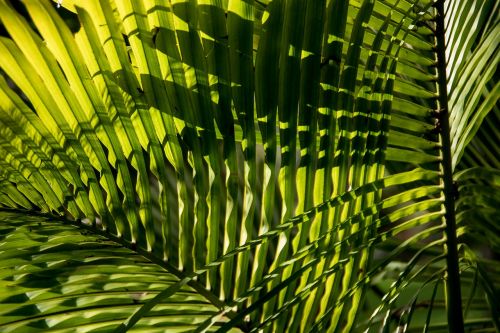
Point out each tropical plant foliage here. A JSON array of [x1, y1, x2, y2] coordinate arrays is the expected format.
[[0, 0, 498, 332]]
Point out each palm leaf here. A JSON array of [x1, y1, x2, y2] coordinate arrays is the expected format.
[[0, 0, 498, 332]]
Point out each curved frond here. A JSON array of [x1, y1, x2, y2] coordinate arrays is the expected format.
[[0, 0, 498, 332]]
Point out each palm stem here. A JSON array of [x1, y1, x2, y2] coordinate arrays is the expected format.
[[434, 1, 465, 332]]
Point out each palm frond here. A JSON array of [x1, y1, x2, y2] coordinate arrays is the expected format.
[[0, 0, 498, 332]]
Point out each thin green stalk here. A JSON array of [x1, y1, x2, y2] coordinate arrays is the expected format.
[[434, 1, 465, 332]]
